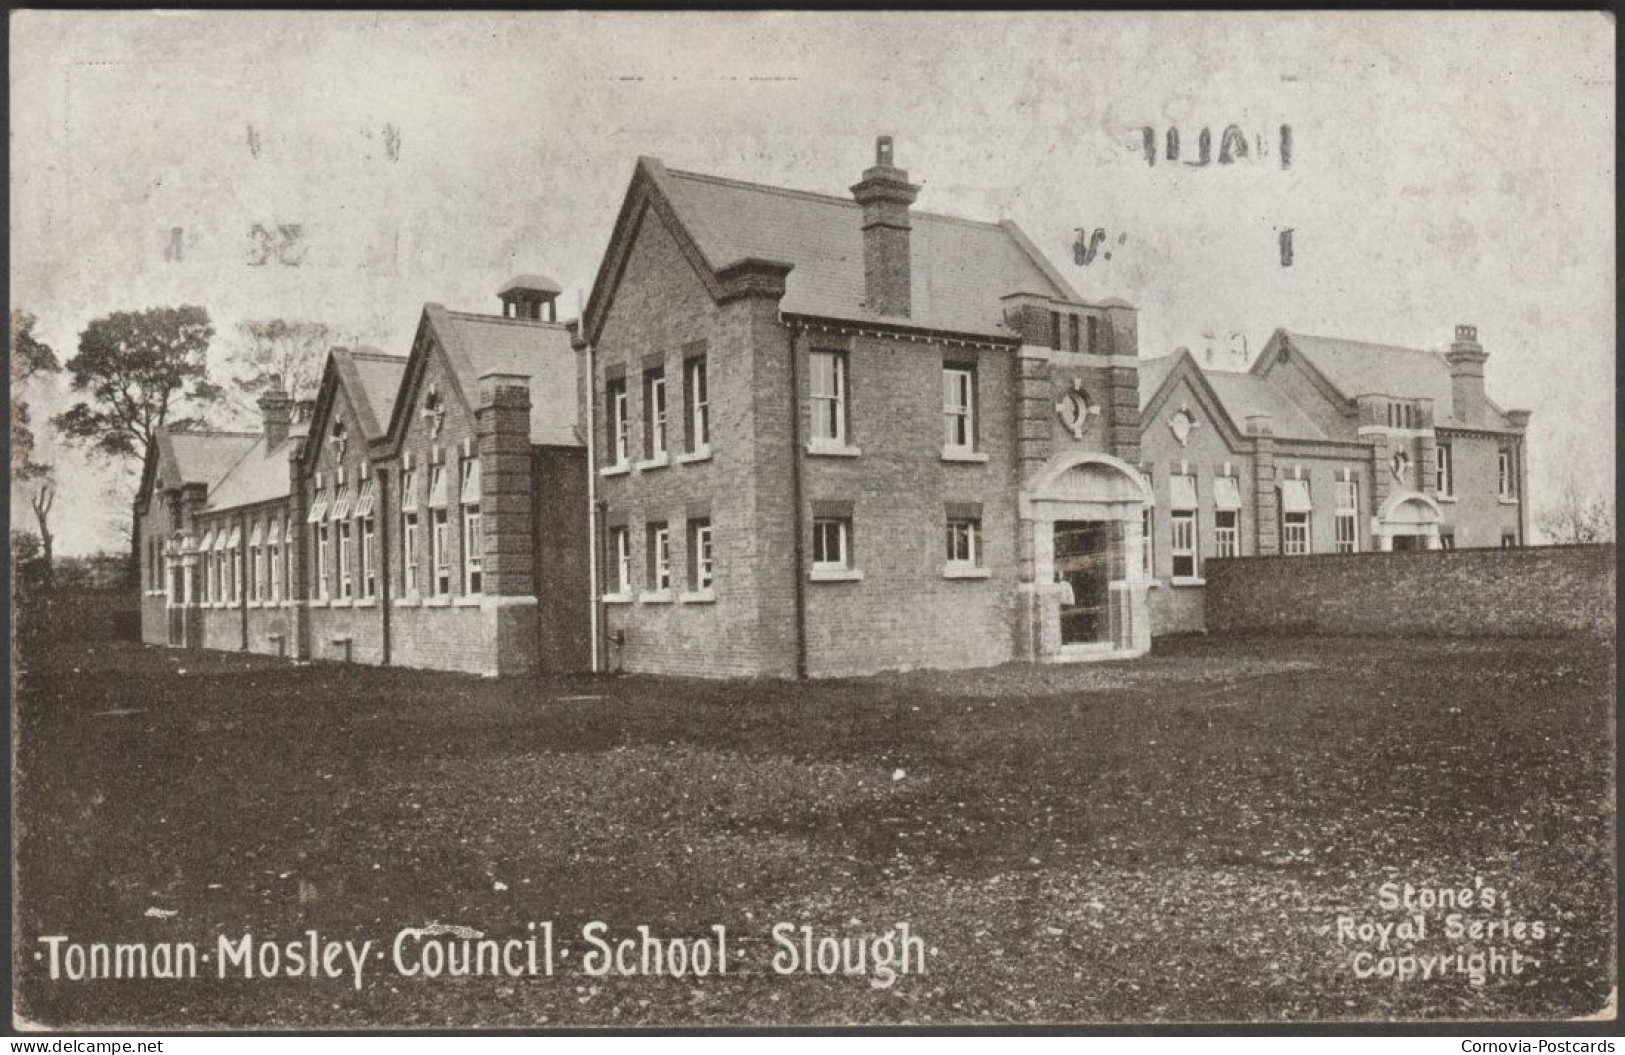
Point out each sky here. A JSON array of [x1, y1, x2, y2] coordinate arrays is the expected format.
[[9, 10, 1615, 554]]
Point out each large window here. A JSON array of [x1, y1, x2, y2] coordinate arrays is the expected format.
[[945, 517, 982, 567], [1282, 512, 1310, 555], [686, 357, 709, 452], [610, 526, 631, 594], [644, 368, 668, 459], [361, 516, 377, 599], [942, 367, 975, 452], [428, 463, 450, 596], [1498, 449, 1516, 500], [338, 520, 354, 600], [688, 519, 714, 592], [812, 517, 851, 571], [1215, 510, 1239, 558], [1436, 443, 1454, 497], [1170, 509, 1197, 580], [461, 458, 482, 595], [401, 466, 419, 595], [607, 378, 629, 466], [647, 522, 671, 592], [1334, 479, 1359, 553], [809, 351, 847, 444], [315, 523, 330, 599]]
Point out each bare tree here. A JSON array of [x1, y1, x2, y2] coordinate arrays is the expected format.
[[30, 478, 56, 591], [221, 318, 360, 424], [1536, 472, 1614, 544]]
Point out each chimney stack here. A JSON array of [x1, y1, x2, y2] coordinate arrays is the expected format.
[[258, 375, 293, 448], [851, 136, 919, 318], [1445, 323, 1488, 425]]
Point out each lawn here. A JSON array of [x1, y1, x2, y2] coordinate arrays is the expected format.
[[11, 607, 1617, 1028]]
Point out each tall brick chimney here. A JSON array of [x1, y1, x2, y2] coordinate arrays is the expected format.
[[1445, 323, 1488, 425], [851, 136, 919, 318], [258, 375, 293, 448]]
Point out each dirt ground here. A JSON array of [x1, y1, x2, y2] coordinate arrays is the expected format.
[[11, 609, 1617, 1028]]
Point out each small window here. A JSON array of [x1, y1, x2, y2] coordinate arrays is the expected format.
[[689, 519, 714, 591], [812, 517, 851, 571], [1437, 443, 1454, 497], [1068, 314, 1080, 353], [338, 520, 354, 599], [1086, 316, 1101, 354], [644, 368, 668, 458], [1214, 510, 1239, 558], [607, 379, 629, 466], [809, 351, 847, 444], [1282, 511, 1310, 556], [1141, 507, 1154, 577], [942, 367, 975, 452], [1498, 449, 1516, 500], [686, 357, 709, 452], [1501, 531, 1518, 548], [432, 509, 450, 595], [1049, 311, 1062, 351], [1334, 480, 1359, 554], [360, 517, 375, 598], [610, 526, 632, 594], [647, 522, 671, 591], [1170, 509, 1197, 579], [403, 513, 419, 595], [315, 523, 330, 599], [1439, 532, 1456, 551], [945, 517, 982, 567]]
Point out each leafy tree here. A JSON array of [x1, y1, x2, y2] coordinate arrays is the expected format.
[[10, 310, 59, 481], [53, 306, 221, 463], [11, 530, 41, 564], [1537, 473, 1614, 544], [221, 318, 353, 423]]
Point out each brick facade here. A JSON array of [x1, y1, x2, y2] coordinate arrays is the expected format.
[[1204, 545, 1614, 638]]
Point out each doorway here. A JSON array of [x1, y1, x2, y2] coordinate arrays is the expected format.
[[1054, 520, 1111, 645], [1391, 534, 1425, 552]]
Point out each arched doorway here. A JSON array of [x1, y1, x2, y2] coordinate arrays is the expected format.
[[1375, 491, 1444, 551], [1018, 451, 1154, 661]]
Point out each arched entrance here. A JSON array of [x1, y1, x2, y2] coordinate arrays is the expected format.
[[1018, 451, 1154, 662], [1375, 491, 1444, 551]]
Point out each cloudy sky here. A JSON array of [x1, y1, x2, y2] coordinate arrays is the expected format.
[[10, 10, 1614, 554]]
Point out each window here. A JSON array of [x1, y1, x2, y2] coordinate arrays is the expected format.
[[230, 542, 241, 603], [315, 523, 330, 599], [644, 368, 667, 458], [945, 517, 981, 567], [1086, 316, 1101, 353], [361, 517, 377, 598], [1215, 510, 1239, 558], [1498, 449, 1516, 500], [647, 522, 671, 591], [610, 526, 631, 594], [270, 520, 284, 602], [1440, 532, 1456, 551], [338, 520, 353, 600], [686, 357, 709, 452], [1334, 479, 1359, 554], [607, 378, 629, 466], [1437, 443, 1454, 497], [812, 517, 851, 570], [461, 459, 482, 595], [403, 513, 420, 595], [432, 509, 450, 595], [942, 367, 975, 452], [1141, 507, 1154, 577], [809, 351, 847, 444], [1049, 311, 1062, 351], [1501, 531, 1518, 548], [1068, 314, 1080, 353], [1282, 512, 1310, 555], [689, 519, 714, 591], [1170, 509, 1197, 580]]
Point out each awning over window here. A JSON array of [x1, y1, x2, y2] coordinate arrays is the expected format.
[[264, 517, 284, 546], [1279, 478, 1313, 515], [248, 519, 267, 547], [460, 460, 481, 505], [307, 490, 330, 523], [1169, 474, 1198, 511], [1213, 476, 1243, 512], [353, 478, 376, 519], [224, 525, 242, 550], [427, 466, 450, 509], [329, 484, 354, 522], [197, 528, 217, 552]]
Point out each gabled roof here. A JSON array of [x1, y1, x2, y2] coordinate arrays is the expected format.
[[1140, 351, 1327, 442], [586, 155, 1088, 343], [1263, 330, 1507, 425], [159, 430, 260, 490], [206, 433, 299, 511], [335, 347, 409, 440], [385, 305, 581, 449]]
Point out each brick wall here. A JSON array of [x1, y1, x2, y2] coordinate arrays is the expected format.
[[533, 445, 590, 671], [1149, 583, 1206, 635], [1205, 544, 1614, 637]]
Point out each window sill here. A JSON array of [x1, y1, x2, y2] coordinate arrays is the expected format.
[[355, 598, 378, 608], [638, 590, 675, 605], [1170, 577, 1207, 587], [635, 454, 671, 473], [675, 447, 713, 465], [941, 449, 989, 464], [806, 442, 862, 459], [1499, 497, 1520, 506], [599, 463, 632, 478], [424, 596, 453, 608], [601, 592, 634, 605], [942, 564, 990, 579], [309, 598, 331, 609], [394, 594, 423, 608], [679, 588, 717, 604], [1436, 494, 1456, 503], [454, 597, 482, 608], [809, 567, 864, 583]]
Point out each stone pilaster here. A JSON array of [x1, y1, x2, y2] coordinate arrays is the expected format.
[[477, 371, 538, 677]]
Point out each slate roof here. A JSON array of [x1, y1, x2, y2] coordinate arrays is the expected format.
[[339, 348, 410, 439], [1140, 353, 1326, 441], [1273, 330, 1510, 424], [650, 162, 1083, 339], [206, 434, 299, 511], [433, 308, 580, 447], [163, 431, 260, 489]]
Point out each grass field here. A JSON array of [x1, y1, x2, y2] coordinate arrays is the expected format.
[[11, 611, 1617, 1027]]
